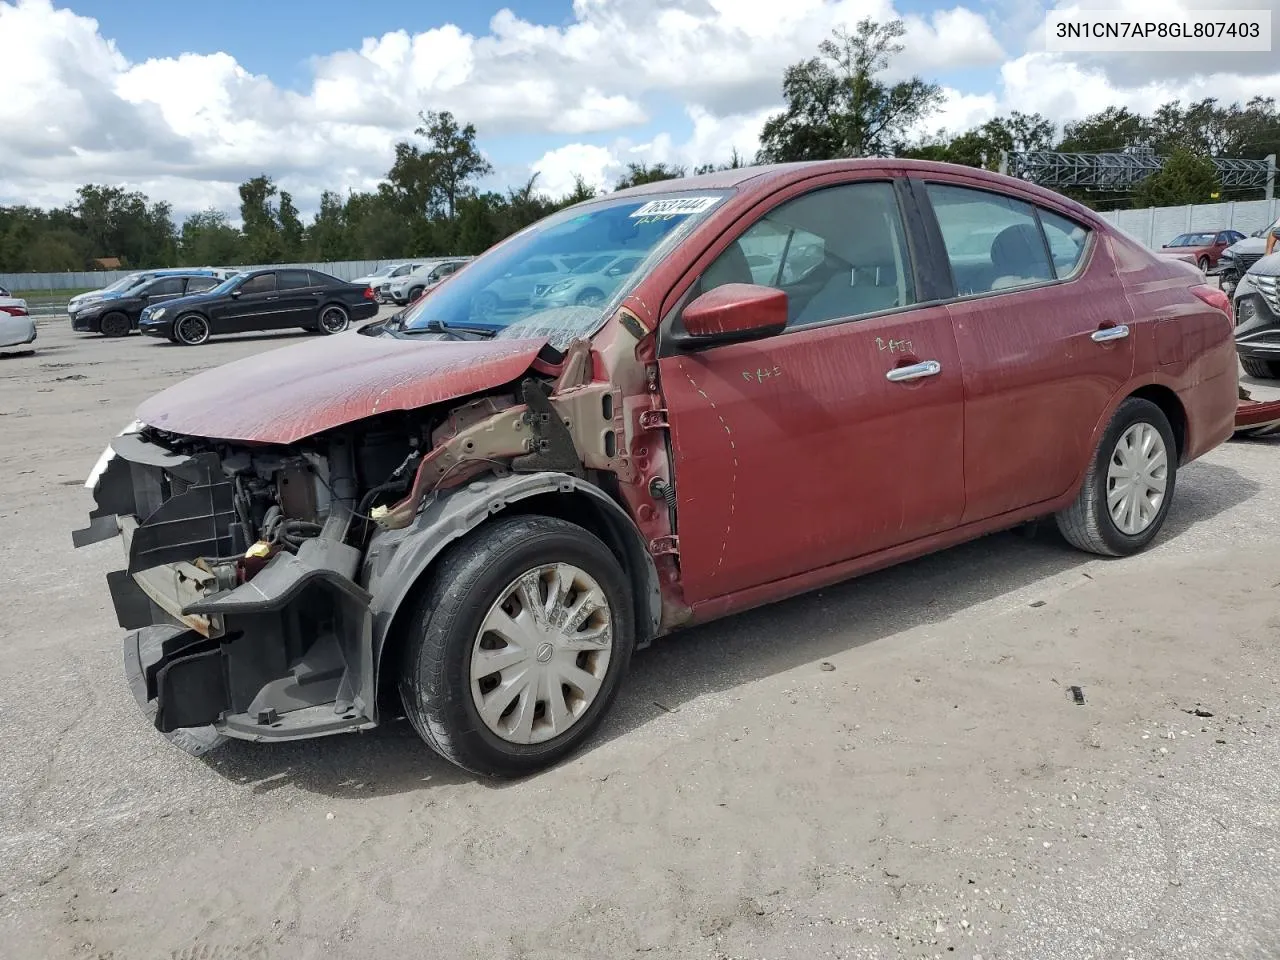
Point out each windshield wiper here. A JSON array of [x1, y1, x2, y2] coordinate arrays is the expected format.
[[399, 318, 497, 339]]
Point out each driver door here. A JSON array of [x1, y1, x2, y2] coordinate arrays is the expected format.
[[656, 176, 966, 606]]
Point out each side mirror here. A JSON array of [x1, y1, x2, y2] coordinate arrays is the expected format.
[[676, 283, 787, 346]]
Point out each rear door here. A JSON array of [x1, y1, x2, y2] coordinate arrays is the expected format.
[[657, 174, 967, 604], [278, 269, 323, 325], [913, 176, 1136, 523]]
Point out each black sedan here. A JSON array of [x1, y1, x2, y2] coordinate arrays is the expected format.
[[138, 268, 379, 346], [71, 273, 224, 337]]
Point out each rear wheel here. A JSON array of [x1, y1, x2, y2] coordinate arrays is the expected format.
[[173, 313, 211, 346], [398, 515, 635, 778], [1055, 397, 1177, 557], [100, 311, 130, 338], [317, 304, 349, 334], [1241, 356, 1280, 379]]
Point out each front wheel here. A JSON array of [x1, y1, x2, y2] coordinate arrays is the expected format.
[[398, 515, 636, 778], [1055, 397, 1177, 557], [1241, 356, 1280, 379], [1198, 256, 1211, 272], [408, 286, 424, 303], [173, 313, 211, 346]]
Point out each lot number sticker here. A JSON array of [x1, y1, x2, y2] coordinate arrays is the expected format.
[[629, 196, 722, 219]]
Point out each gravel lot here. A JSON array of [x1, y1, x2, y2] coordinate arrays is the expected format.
[[2, 315, 1279, 960]]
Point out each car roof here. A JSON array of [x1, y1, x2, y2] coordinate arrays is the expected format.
[[601, 158, 1101, 223]]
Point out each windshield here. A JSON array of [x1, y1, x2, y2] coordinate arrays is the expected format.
[[203, 274, 242, 296], [370, 264, 397, 277], [102, 273, 146, 293], [400, 190, 729, 347]]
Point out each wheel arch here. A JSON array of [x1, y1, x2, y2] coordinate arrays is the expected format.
[[1126, 382, 1188, 462], [366, 471, 661, 716]]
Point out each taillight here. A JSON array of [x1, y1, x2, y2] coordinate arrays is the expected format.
[[1191, 283, 1232, 322], [363, 286, 375, 300], [0, 304, 28, 317]]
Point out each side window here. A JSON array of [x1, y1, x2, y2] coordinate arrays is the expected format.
[[926, 183, 1053, 295], [700, 181, 915, 328], [186, 277, 218, 293], [239, 273, 276, 295], [148, 277, 185, 296], [1038, 209, 1090, 278], [308, 271, 336, 287], [278, 270, 312, 290]]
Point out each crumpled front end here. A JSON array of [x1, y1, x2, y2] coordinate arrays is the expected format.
[[73, 426, 381, 753]]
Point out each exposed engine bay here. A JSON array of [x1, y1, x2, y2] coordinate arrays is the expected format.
[[73, 356, 665, 754]]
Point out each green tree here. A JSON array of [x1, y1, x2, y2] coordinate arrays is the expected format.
[[278, 191, 304, 260], [1133, 148, 1221, 207], [614, 162, 685, 189], [238, 175, 284, 262], [179, 209, 242, 265], [306, 191, 351, 261], [757, 18, 944, 163], [415, 109, 494, 220]]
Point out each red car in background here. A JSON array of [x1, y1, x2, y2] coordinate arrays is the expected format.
[[1160, 229, 1246, 271], [78, 159, 1240, 778]]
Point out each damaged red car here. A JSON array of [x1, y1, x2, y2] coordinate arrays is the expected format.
[[75, 159, 1239, 777]]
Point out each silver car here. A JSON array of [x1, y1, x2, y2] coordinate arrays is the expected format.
[[0, 293, 36, 350]]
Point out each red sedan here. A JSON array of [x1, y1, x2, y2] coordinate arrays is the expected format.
[[78, 159, 1239, 777], [1160, 229, 1246, 271]]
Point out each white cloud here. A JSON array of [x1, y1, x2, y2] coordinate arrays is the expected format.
[[0, 0, 1276, 223]]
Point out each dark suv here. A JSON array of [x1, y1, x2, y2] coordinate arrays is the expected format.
[[72, 273, 226, 337]]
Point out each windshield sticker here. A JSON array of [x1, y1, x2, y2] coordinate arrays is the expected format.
[[629, 196, 722, 220]]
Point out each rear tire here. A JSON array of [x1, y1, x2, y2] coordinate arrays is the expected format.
[[398, 515, 636, 778], [317, 304, 349, 334], [100, 311, 130, 338], [1241, 356, 1280, 379], [1055, 397, 1177, 557]]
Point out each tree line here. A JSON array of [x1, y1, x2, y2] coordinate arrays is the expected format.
[[3, 16, 1278, 276]]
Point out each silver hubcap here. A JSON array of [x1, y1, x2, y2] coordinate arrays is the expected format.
[[321, 308, 347, 332], [470, 563, 613, 745], [1107, 422, 1169, 535]]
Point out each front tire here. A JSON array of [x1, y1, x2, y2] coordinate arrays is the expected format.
[[99, 311, 131, 338], [1198, 256, 1211, 272], [398, 515, 636, 778], [173, 313, 211, 346], [1055, 397, 1177, 557], [408, 286, 424, 303], [1241, 356, 1280, 379]]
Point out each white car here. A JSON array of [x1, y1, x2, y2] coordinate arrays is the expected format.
[[384, 258, 472, 305], [352, 261, 431, 302], [0, 292, 36, 350]]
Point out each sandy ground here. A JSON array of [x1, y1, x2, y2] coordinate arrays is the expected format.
[[2, 317, 1279, 960]]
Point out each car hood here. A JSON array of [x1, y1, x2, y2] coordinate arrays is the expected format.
[[1245, 252, 1280, 277], [1226, 237, 1268, 256], [141, 290, 222, 314], [134, 332, 550, 444]]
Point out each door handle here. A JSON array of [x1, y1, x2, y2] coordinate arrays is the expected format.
[[1091, 324, 1129, 342], [885, 360, 942, 382]]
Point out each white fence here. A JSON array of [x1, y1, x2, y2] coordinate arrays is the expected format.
[[0, 259, 453, 294], [1096, 198, 1280, 248]]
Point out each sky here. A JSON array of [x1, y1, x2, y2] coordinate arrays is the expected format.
[[2, 0, 1278, 221]]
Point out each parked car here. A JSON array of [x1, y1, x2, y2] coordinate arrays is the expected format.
[[67, 267, 230, 315], [1213, 217, 1280, 296], [76, 159, 1238, 778], [71, 273, 226, 337], [353, 262, 431, 302], [470, 253, 594, 319], [0, 291, 35, 350], [528, 251, 645, 309], [1232, 243, 1280, 378], [382, 258, 471, 305], [136, 267, 378, 345], [1159, 230, 1245, 271]]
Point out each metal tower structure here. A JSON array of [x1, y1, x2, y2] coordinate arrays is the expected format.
[[1000, 150, 1276, 199]]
